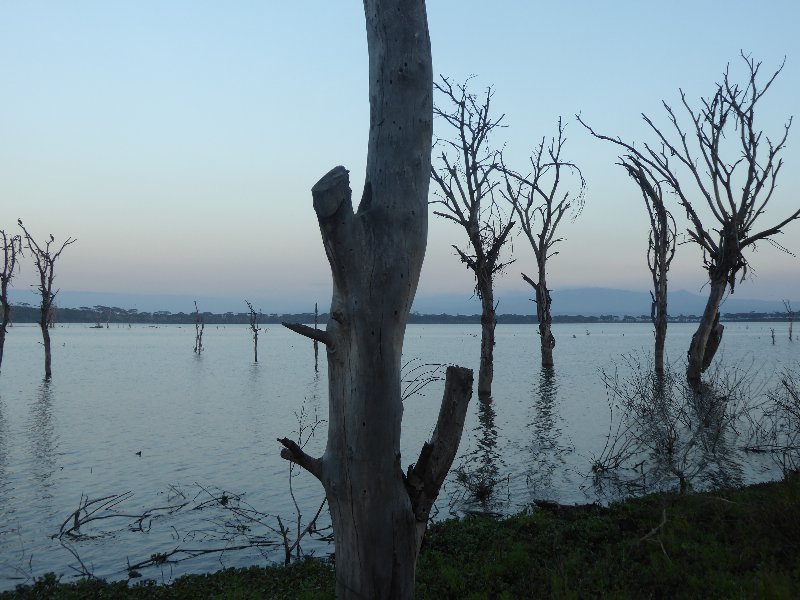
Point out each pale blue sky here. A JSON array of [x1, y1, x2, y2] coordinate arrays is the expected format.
[[2, 1, 799, 311]]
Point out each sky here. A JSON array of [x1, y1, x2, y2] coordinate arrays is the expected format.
[[2, 1, 799, 313]]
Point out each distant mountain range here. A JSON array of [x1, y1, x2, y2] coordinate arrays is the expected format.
[[410, 288, 795, 317], [8, 287, 795, 317]]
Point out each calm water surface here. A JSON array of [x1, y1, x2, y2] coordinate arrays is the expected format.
[[0, 321, 796, 588]]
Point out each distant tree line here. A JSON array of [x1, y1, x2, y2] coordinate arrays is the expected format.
[[5, 304, 796, 326]]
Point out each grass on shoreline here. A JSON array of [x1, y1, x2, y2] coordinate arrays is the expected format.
[[4, 476, 799, 599]]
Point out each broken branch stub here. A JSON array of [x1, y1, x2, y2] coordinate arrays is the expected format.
[[407, 365, 473, 521]]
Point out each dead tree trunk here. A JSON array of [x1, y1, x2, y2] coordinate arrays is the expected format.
[[523, 270, 555, 368], [313, 302, 319, 372], [686, 276, 726, 385], [279, 2, 473, 597], [193, 301, 204, 354], [0, 230, 22, 374], [784, 300, 794, 342], [18, 220, 75, 380], [245, 300, 261, 362], [477, 273, 495, 396]]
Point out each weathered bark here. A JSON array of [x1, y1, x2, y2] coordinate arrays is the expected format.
[[686, 277, 726, 386], [477, 277, 495, 397], [40, 311, 53, 379], [279, 3, 473, 597], [523, 269, 555, 368], [652, 284, 668, 375]]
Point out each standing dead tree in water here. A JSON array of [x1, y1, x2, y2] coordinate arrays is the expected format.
[[279, 2, 474, 596], [580, 54, 798, 387], [588, 154, 675, 375], [784, 300, 794, 342], [193, 301, 204, 354], [1, 230, 22, 373], [431, 76, 514, 396], [313, 302, 319, 372], [18, 220, 76, 379], [502, 119, 585, 368], [245, 300, 262, 362]]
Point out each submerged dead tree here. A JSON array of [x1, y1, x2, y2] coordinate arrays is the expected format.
[[245, 300, 262, 362], [635, 163, 677, 376], [313, 302, 319, 372], [279, 2, 473, 598], [431, 76, 514, 396], [502, 119, 585, 368], [580, 54, 798, 387], [18, 220, 76, 379], [1, 229, 22, 373], [193, 301, 204, 354], [577, 145, 675, 375], [784, 300, 794, 342]]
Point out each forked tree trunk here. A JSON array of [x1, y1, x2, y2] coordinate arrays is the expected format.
[[478, 277, 495, 397], [279, 3, 473, 597], [686, 277, 726, 386]]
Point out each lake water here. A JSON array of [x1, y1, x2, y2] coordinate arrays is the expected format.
[[0, 321, 796, 589]]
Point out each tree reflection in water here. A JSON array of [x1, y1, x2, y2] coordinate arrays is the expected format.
[[450, 395, 508, 516], [525, 367, 575, 499], [591, 357, 751, 499], [28, 380, 58, 491]]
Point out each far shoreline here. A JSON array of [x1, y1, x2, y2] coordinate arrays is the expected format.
[[6, 303, 795, 325]]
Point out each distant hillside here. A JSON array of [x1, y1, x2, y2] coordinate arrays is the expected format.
[[411, 288, 793, 317], [8, 287, 795, 318]]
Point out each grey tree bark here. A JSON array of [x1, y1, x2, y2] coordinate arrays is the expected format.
[[18, 220, 75, 380], [579, 54, 798, 387], [502, 119, 585, 369], [279, 2, 473, 597], [431, 77, 515, 396], [0, 230, 22, 374]]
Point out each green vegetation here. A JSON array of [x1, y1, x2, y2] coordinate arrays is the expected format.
[[4, 476, 799, 599]]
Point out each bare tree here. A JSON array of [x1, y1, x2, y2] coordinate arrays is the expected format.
[[636, 166, 677, 376], [502, 119, 585, 368], [193, 301, 204, 354], [784, 300, 794, 342], [431, 76, 514, 396], [17, 220, 76, 379], [1, 229, 23, 373], [278, 2, 473, 597], [245, 300, 261, 362], [579, 54, 798, 387], [576, 150, 674, 375]]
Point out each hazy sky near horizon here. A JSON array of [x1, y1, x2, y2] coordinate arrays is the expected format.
[[2, 1, 800, 310]]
